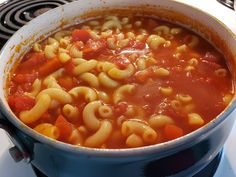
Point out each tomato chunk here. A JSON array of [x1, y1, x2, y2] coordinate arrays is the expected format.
[[82, 39, 107, 59], [8, 95, 35, 113], [72, 29, 91, 43], [13, 73, 37, 84], [164, 124, 184, 140], [64, 59, 75, 75], [55, 115, 73, 141], [113, 56, 130, 69]]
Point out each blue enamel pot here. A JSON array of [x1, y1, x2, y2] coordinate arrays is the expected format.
[[0, 0, 236, 177]]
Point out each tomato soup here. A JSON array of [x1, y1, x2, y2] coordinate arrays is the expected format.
[[7, 15, 233, 148]]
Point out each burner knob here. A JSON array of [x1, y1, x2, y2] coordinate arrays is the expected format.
[[9, 146, 24, 162]]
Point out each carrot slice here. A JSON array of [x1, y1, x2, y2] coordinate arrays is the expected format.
[[58, 77, 74, 90], [164, 124, 184, 140], [19, 52, 46, 70], [55, 115, 73, 141], [38, 57, 62, 77]]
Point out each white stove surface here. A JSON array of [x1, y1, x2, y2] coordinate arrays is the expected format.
[[0, 0, 236, 177]]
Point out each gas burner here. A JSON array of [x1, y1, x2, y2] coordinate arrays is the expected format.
[[0, 0, 75, 46], [217, 0, 234, 9]]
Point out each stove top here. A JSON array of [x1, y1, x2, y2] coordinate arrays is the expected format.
[[0, 0, 236, 177], [0, 0, 75, 48]]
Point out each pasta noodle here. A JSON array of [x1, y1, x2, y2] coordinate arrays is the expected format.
[[188, 113, 204, 126], [79, 72, 100, 88], [108, 64, 135, 80], [69, 86, 97, 102], [96, 61, 116, 72], [73, 60, 98, 76], [98, 72, 119, 88], [98, 105, 113, 118], [68, 129, 83, 145], [149, 115, 174, 129], [37, 88, 72, 104], [20, 94, 51, 124], [63, 104, 79, 122], [84, 120, 112, 148], [113, 84, 135, 104], [24, 79, 42, 97], [153, 25, 170, 35], [126, 133, 144, 148], [121, 120, 158, 144], [147, 35, 166, 50], [83, 100, 102, 131]]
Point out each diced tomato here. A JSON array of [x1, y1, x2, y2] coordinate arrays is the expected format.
[[8, 95, 35, 113], [72, 29, 91, 43], [14, 86, 24, 95], [113, 56, 130, 69], [8, 96, 16, 108], [19, 52, 46, 70], [21, 83, 32, 92], [74, 41, 84, 50], [58, 77, 74, 90], [64, 59, 75, 75], [38, 57, 62, 77], [82, 39, 107, 59], [132, 41, 146, 50], [164, 124, 184, 140], [126, 40, 146, 50], [55, 115, 73, 141], [13, 73, 37, 84], [41, 111, 53, 123]]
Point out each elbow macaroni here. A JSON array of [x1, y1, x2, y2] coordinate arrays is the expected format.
[[69, 86, 97, 102], [98, 72, 120, 88], [108, 64, 135, 80], [121, 120, 158, 144], [37, 88, 72, 104], [20, 94, 51, 124], [113, 84, 136, 104], [84, 120, 112, 148], [79, 72, 100, 88], [24, 79, 42, 97], [63, 104, 79, 122], [82, 100, 102, 131], [73, 60, 98, 76]]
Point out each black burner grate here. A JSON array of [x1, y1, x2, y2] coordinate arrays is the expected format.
[[0, 0, 75, 47], [217, 0, 235, 10]]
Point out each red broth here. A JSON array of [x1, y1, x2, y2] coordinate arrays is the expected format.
[[7, 16, 233, 148]]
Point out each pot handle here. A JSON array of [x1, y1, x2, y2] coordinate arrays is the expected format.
[[0, 113, 31, 163]]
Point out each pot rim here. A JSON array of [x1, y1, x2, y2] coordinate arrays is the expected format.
[[0, 0, 236, 157]]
